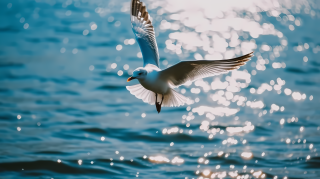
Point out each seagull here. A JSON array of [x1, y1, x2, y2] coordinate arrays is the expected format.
[[126, 0, 253, 113]]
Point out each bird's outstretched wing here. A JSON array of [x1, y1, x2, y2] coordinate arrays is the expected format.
[[131, 0, 159, 67], [160, 52, 253, 87]]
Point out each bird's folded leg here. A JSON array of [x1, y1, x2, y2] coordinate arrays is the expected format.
[[156, 94, 164, 113], [160, 95, 164, 106], [155, 93, 161, 113]]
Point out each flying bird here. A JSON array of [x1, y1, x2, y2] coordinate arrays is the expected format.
[[126, 0, 253, 113]]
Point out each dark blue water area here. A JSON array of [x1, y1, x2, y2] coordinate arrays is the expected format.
[[0, 0, 320, 178]]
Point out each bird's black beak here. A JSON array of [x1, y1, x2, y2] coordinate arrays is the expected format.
[[127, 76, 136, 82]]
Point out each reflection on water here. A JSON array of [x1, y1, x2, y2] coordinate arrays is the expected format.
[[0, 0, 320, 178]]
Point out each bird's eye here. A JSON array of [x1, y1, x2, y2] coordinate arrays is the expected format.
[[139, 73, 142, 75]]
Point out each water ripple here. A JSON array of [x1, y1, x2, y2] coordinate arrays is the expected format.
[[0, 0, 319, 178]]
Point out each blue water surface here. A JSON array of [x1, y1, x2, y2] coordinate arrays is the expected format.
[[0, 0, 320, 178]]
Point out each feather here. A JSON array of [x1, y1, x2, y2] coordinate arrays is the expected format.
[[130, 0, 159, 67], [126, 84, 156, 105], [126, 84, 189, 107], [159, 52, 253, 87]]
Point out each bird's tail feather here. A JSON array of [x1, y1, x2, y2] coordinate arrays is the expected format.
[[162, 89, 189, 107], [126, 84, 189, 107]]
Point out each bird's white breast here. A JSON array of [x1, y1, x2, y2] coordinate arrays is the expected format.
[[139, 69, 169, 95]]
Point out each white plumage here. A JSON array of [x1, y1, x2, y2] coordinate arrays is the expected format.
[[126, 83, 188, 107], [126, 0, 253, 112]]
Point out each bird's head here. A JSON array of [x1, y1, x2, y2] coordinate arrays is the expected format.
[[127, 68, 147, 82]]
